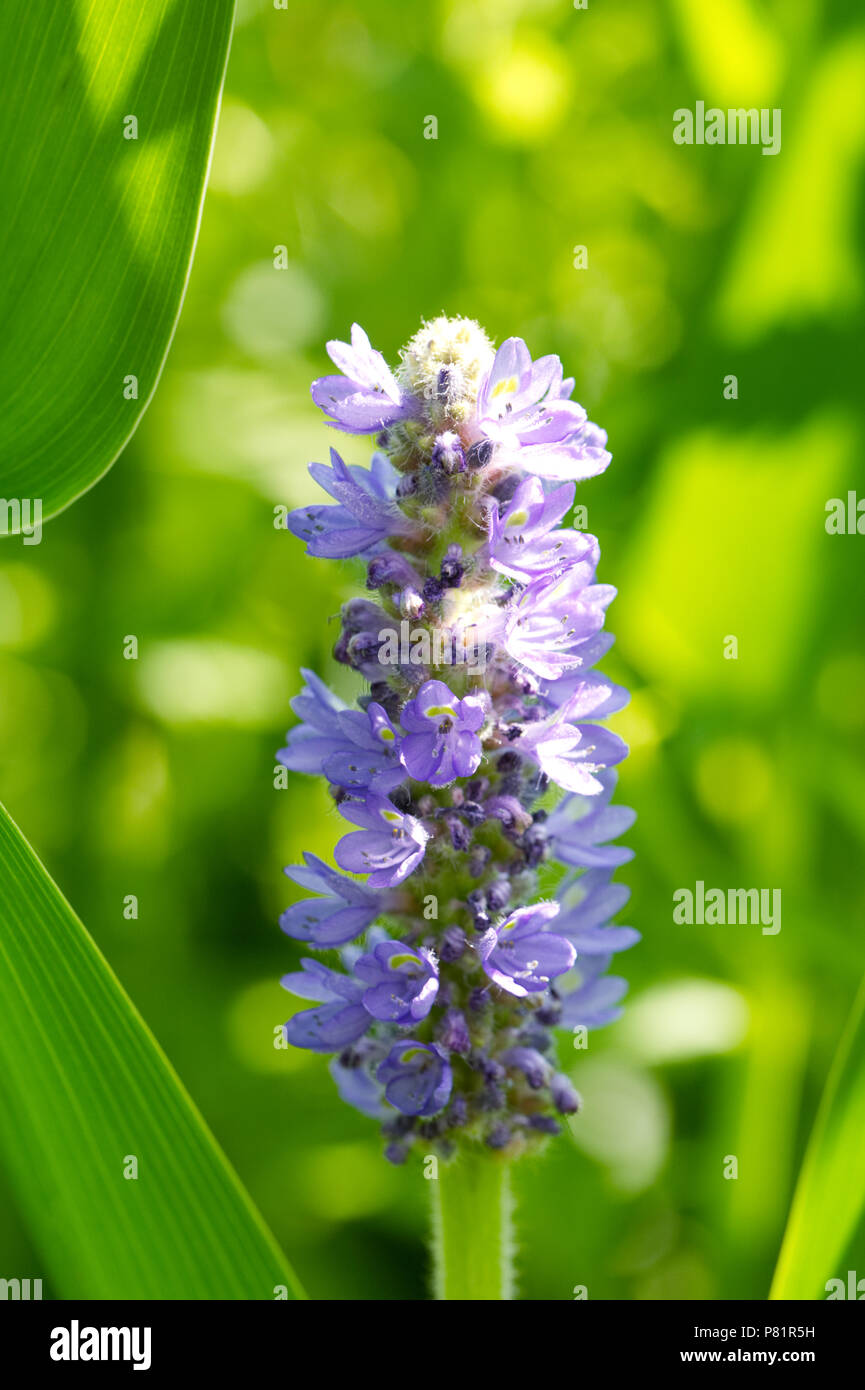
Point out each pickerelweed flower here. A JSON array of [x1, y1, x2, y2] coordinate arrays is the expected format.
[[279, 315, 636, 1163]]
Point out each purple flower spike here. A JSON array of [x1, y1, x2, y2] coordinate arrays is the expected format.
[[280, 853, 383, 947], [399, 679, 486, 786], [355, 940, 439, 1023], [478, 902, 576, 997], [377, 1042, 453, 1116], [279, 314, 635, 1159], [335, 792, 429, 887], [488, 476, 599, 581], [281, 958, 370, 1052], [311, 323, 416, 433]]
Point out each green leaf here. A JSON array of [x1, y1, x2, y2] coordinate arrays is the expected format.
[[0, 0, 235, 525], [0, 802, 304, 1299], [770, 974, 865, 1300]]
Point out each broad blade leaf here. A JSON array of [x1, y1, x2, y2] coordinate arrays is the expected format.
[[0, 0, 235, 524], [0, 803, 304, 1299], [771, 975, 865, 1300]]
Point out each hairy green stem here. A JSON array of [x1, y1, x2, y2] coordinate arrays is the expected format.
[[431, 1153, 515, 1300]]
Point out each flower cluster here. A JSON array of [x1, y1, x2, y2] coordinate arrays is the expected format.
[[279, 316, 636, 1163]]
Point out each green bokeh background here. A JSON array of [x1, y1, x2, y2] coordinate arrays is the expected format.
[[2, 0, 865, 1299]]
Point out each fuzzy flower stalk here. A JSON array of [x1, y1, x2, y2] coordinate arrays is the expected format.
[[278, 318, 636, 1183]]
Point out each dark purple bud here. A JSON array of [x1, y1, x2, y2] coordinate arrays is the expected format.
[[501, 1047, 549, 1089], [529, 1116, 561, 1135], [468, 986, 489, 1013], [506, 724, 523, 741], [479, 1084, 506, 1111], [486, 1123, 511, 1148], [551, 1073, 581, 1115], [477, 1056, 505, 1083], [466, 439, 493, 470], [439, 925, 467, 962], [461, 800, 486, 826], [439, 1009, 471, 1055], [385, 1142, 409, 1165], [518, 1024, 552, 1053], [485, 878, 510, 912], [396, 474, 419, 498], [440, 543, 464, 588], [466, 889, 489, 929], [523, 825, 548, 869], [447, 815, 471, 852], [447, 1095, 469, 1128], [497, 750, 521, 772], [431, 431, 466, 475], [366, 553, 420, 590], [536, 1002, 562, 1026], [485, 795, 531, 831], [422, 576, 444, 603], [468, 846, 492, 878]]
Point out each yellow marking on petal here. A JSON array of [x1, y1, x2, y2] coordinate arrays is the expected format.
[[425, 704, 457, 718], [389, 953, 422, 970]]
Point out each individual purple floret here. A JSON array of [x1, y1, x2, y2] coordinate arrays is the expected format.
[[513, 690, 628, 795], [558, 955, 629, 1030], [377, 1042, 453, 1116], [278, 671, 404, 793], [504, 562, 617, 680], [555, 869, 640, 955], [478, 903, 576, 997], [546, 770, 637, 869], [487, 476, 599, 581], [476, 338, 611, 480], [281, 959, 370, 1052], [278, 315, 636, 1162], [335, 792, 429, 887], [280, 853, 383, 948], [399, 680, 486, 786], [286, 449, 413, 558], [354, 940, 439, 1022], [311, 324, 416, 434]]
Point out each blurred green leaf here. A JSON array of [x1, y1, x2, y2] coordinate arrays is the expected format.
[[771, 975, 865, 1300], [0, 0, 235, 524], [0, 801, 304, 1299]]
